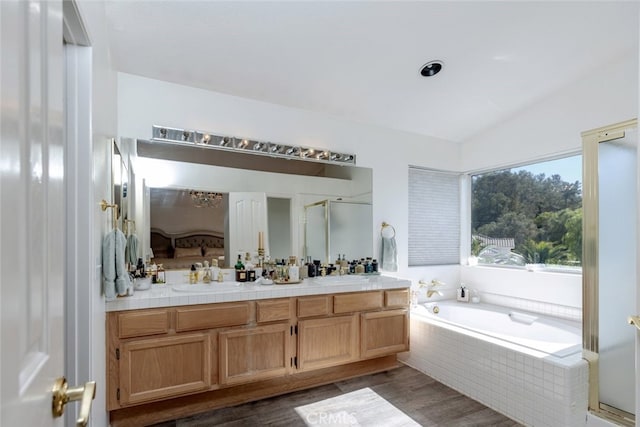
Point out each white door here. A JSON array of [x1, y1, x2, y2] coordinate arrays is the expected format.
[[226, 192, 269, 264], [0, 1, 90, 425]]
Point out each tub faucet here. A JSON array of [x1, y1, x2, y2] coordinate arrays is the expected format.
[[419, 279, 444, 298], [426, 289, 443, 298]]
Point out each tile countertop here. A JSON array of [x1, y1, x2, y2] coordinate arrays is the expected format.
[[105, 275, 411, 312]]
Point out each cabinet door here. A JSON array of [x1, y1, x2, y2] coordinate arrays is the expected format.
[[360, 309, 409, 359], [297, 314, 359, 372], [219, 323, 291, 386], [119, 333, 210, 406]]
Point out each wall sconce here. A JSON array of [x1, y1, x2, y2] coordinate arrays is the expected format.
[[151, 125, 357, 165]]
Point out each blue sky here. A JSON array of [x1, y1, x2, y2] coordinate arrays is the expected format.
[[511, 155, 582, 184]]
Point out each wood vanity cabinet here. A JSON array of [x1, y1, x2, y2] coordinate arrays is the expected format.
[[118, 333, 211, 406], [107, 288, 409, 419], [297, 314, 359, 371], [219, 322, 291, 385], [360, 309, 409, 359]]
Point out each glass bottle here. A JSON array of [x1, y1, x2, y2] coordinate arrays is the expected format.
[[189, 264, 197, 284], [235, 254, 247, 282]]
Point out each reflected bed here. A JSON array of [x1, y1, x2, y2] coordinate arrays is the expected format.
[[151, 228, 224, 269]]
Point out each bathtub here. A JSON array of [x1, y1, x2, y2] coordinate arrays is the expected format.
[[400, 300, 588, 427], [413, 300, 582, 357]]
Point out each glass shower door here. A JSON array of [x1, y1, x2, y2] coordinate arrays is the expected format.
[[583, 120, 638, 425], [597, 128, 637, 417]]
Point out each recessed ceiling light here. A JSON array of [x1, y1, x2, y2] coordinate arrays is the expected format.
[[420, 60, 443, 77]]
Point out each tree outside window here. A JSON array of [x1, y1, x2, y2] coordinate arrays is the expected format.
[[471, 155, 582, 270]]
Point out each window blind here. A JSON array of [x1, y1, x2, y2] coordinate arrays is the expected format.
[[408, 167, 460, 266]]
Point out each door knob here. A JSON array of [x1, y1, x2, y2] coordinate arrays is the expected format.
[[627, 315, 640, 331], [52, 377, 96, 426]]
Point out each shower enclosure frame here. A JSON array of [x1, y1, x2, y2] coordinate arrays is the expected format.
[[582, 118, 637, 426]]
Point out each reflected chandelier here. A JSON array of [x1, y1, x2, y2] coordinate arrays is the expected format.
[[190, 190, 223, 208]]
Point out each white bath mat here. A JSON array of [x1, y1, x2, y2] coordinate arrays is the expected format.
[[295, 387, 421, 427]]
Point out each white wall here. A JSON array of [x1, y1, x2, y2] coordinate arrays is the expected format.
[[77, 2, 118, 426], [151, 203, 225, 235], [117, 73, 462, 289], [461, 53, 638, 172], [459, 52, 638, 309]]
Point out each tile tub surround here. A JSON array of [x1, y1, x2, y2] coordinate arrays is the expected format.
[[400, 310, 589, 427], [105, 275, 410, 311]]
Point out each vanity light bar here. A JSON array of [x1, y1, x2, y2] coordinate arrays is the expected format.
[[151, 125, 356, 165]]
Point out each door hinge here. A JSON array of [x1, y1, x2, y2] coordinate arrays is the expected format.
[[116, 348, 120, 360], [116, 388, 120, 401]]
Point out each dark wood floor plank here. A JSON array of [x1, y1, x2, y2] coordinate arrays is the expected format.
[[153, 365, 522, 427]]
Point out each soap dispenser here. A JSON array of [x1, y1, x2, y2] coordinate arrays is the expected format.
[[456, 284, 469, 302]]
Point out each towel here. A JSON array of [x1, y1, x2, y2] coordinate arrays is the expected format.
[[103, 229, 132, 300], [125, 233, 139, 265], [380, 236, 398, 272]]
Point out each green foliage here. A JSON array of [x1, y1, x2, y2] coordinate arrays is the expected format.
[[477, 212, 537, 247], [472, 169, 582, 265], [471, 236, 486, 256], [517, 239, 570, 264]]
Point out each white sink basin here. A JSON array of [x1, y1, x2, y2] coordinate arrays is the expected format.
[[172, 283, 243, 293]]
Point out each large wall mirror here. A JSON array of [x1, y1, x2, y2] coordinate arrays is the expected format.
[[122, 138, 373, 269]]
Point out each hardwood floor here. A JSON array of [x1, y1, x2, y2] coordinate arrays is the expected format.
[[151, 364, 522, 426]]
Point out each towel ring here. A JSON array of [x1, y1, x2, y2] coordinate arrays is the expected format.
[[381, 222, 396, 238]]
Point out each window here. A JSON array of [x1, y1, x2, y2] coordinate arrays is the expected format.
[[471, 155, 582, 270], [408, 167, 460, 266]]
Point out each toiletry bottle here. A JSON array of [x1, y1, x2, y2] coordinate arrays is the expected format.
[[235, 254, 247, 282], [150, 262, 158, 283], [340, 254, 348, 270], [244, 252, 256, 281], [307, 257, 316, 278], [372, 259, 378, 273], [202, 261, 211, 283], [289, 261, 299, 282], [234, 254, 245, 270], [189, 264, 197, 284], [156, 264, 165, 284], [136, 257, 145, 278]]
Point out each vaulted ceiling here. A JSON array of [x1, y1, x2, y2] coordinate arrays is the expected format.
[[103, 1, 639, 143]]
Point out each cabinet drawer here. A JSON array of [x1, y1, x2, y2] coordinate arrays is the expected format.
[[118, 309, 170, 338], [333, 291, 382, 314], [176, 303, 250, 332], [297, 296, 330, 318], [385, 289, 409, 308], [256, 299, 292, 323]]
